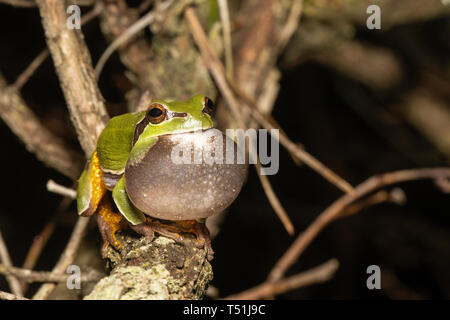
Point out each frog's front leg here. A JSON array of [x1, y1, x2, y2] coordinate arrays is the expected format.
[[96, 196, 124, 257], [111, 176, 154, 244]]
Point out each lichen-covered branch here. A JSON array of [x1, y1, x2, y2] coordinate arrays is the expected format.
[[85, 234, 212, 300]]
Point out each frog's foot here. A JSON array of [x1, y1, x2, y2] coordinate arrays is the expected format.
[[96, 197, 124, 258], [130, 218, 214, 261]]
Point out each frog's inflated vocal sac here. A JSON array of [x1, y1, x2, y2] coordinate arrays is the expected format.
[[76, 94, 247, 260]]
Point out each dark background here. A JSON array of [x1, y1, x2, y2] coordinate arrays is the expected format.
[[0, 2, 449, 299]]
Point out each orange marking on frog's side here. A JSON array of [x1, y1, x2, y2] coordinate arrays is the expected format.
[[89, 151, 107, 213]]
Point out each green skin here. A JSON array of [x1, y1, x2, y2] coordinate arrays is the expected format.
[[77, 94, 214, 225]]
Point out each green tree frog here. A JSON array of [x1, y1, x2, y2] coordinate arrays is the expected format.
[[76, 94, 246, 260]]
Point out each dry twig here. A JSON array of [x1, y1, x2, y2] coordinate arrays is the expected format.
[[268, 168, 450, 282], [0, 0, 94, 7], [217, 0, 233, 79], [0, 231, 23, 297], [46, 180, 77, 199], [185, 7, 354, 194], [13, 6, 101, 90], [0, 290, 29, 300], [185, 7, 294, 235], [14, 50, 49, 90], [0, 0, 37, 7], [20, 196, 75, 294], [95, 0, 174, 80], [0, 264, 103, 283], [224, 258, 339, 299], [32, 216, 91, 300], [275, 0, 304, 52], [0, 74, 83, 179]]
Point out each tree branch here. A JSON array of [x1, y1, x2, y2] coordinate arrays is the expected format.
[[0, 231, 23, 296], [37, 0, 109, 156], [225, 258, 339, 300], [0, 74, 83, 179], [0, 263, 104, 283], [33, 216, 91, 300], [0, 290, 29, 300], [84, 234, 212, 300], [268, 168, 450, 282]]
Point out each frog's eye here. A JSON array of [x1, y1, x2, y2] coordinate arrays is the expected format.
[[147, 104, 167, 124], [202, 97, 215, 115]]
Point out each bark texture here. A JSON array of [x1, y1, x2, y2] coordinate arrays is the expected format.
[[85, 233, 212, 300]]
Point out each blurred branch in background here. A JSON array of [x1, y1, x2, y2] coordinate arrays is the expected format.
[[225, 258, 339, 300], [0, 74, 83, 179], [0, 263, 104, 283], [269, 168, 450, 282], [0, 231, 23, 297]]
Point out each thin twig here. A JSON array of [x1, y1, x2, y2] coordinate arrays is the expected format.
[[138, 0, 154, 13], [0, 0, 94, 7], [339, 188, 405, 218], [185, 7, 354, 195], [0, 290, 29, 300], [0, 264, 104, 283], [0, 231, 23, 297], [232, 88, 356, 194], [267, 168, 450, 282], [224, 258, 339, 299], [0, 74, 84, 179], [217, 0, 233, 79], [185, 7, 294, 235], [14, 50, 49, 90], [32, 216, 91, 300], [21, 219, 55, 293], [95, 0, 173, 80], [0, 0, 36, 7], [435, 177, 450, 193], [21, 195, 75, 293], [46, 180, 77, 199], [14, 6, 100, 90], [22, 221, 55, 271], [257, 171, 294, 235], [275, 0, 304, 53]]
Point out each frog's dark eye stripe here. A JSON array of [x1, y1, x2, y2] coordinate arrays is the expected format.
[[146, 103, 167, 124], [132, 117, 150, 146], [202, 97, 215, 116]]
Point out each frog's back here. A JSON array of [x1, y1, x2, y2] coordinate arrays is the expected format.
[[97, 112, 146, 174]]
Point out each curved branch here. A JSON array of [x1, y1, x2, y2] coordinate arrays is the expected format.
[[268, 168, 450, 282], [0, 74, 83, 179]]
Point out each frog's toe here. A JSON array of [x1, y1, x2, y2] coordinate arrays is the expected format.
[[139, 219, 214, 261], [195, 222, 214, 261], [129, 222, 155, 242]]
